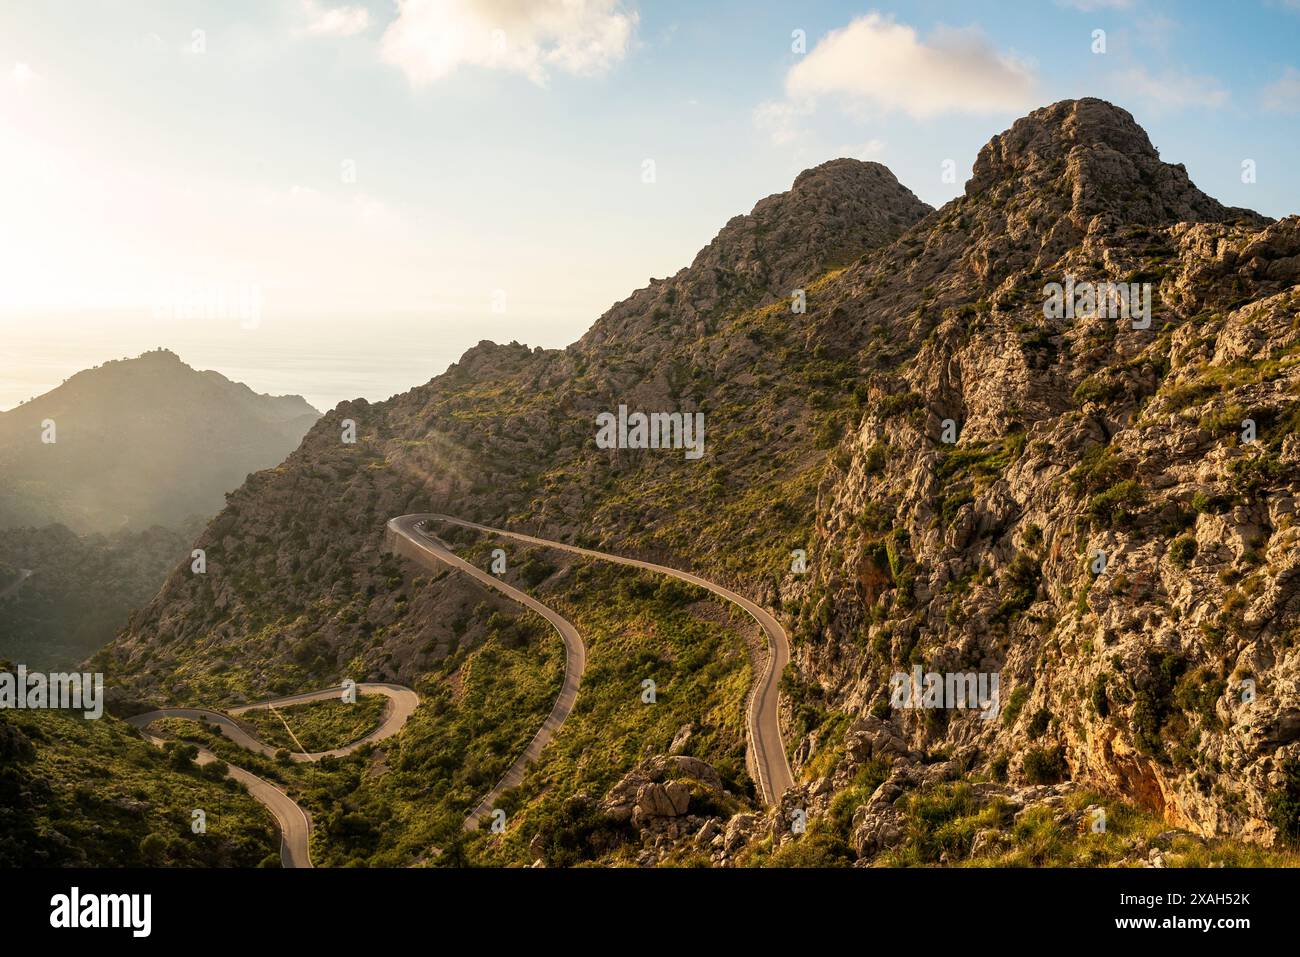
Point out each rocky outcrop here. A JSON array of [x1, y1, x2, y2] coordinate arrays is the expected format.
[[600, 754, 725, 825], [966, 98, 1261, 227]]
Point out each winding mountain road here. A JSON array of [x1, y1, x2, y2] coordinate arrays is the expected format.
[[129, 509, 793, 866], [127, 683, 418, 867], [387, 513, 793, 807], [386, 514, 586, 829]]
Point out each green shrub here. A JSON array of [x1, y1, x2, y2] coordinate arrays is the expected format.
[[1087, 480, 1144, 527], [878, 392, 923, 418], [166, 742, 199, 770], [990, 754, 1009, 782], [1168, 535, 1197, 569], [993, 554, 1041, 624], [1023, 746, 1067, 784], [1069, 445, 1125, 494], [827, 759, 890, 838], [1174, 667, 1225, 728], [1002, 686, 1029, 727], [1268, 759, 1300, 845], [1072, 374, 1126, 405], [863, 443, 888, 476], [1228, 454, 1282, 500], [1132, 652, 1188, 756], [1091, 675, 1110, 718], [1027, 708, 1052, 737]]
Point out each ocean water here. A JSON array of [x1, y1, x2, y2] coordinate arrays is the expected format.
[[0, 312, 551, 414]]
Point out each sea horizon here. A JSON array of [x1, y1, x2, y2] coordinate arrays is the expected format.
[[0, 310, 578, 414]]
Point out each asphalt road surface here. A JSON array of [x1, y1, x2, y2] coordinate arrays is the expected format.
[[127, 683, 418, 867], [389, 513, 793, 806], [386, 514, 586, 830]]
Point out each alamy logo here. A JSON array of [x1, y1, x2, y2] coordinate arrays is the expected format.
[[1042, 277, 1151, 329], [0, 666, 103, 719], [595, 404, 705, 460], [890, 666, 1000, 720], [152, 278, 262, 329], [50, 887, 151, 937]]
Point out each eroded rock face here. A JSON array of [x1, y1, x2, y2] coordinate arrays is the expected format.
[[844, 715, 917, 765], [787, 102, 1297, 847], [632, 781, 691, 826], [670, 723, 693, 754], [579, 158, 932, 357], [850, 783, 906, 858]]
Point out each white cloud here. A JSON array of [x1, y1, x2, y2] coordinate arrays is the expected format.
[[1263, 66, 1300, 112], [752, 99, 809, 145], [302, 1, 371, 37], [785, 13, 1036, 119], [380, 0, 637, 86], [12, 62, 36, 86], [1115, 66, 1228, 110]]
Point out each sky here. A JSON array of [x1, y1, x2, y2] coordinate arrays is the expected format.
[[0, 0, 1297, 411]]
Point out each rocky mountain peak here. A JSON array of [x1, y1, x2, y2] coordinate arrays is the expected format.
[[969, 98, 1158, 185], [577, 158, 930, 355], [790, 157, 900, 194], [694, 157, 931, 287], [966, 97, 1261, 227], [134, 347, 183, 362]]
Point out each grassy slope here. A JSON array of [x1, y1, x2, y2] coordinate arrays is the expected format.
[[468, 559, 753, 867], [239, 694, 388, 753], [149, 599, 566, 867], [0, 708, 277, 867]]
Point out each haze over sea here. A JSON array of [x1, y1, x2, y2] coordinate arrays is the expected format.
[[0, 312, 562, 415]]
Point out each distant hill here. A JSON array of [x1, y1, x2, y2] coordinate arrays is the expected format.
[[0, 349, 320, 533], [0, 523, 196, 670]]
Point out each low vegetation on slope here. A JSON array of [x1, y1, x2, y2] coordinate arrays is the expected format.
[[467, 558, 753, 867], [149, 598, 565, 867], [742, 779, 1300, 868], [0, 704, 276, 867], [239, 694, 389, 754], [142, 538, 757, 867]]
